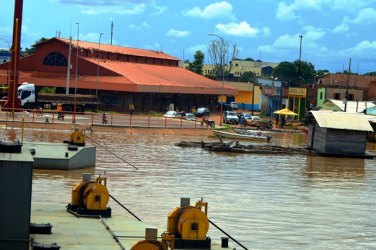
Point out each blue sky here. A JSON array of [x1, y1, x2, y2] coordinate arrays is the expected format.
[[1, 0, 376, 74]]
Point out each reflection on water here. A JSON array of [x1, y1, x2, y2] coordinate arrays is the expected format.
[[3, 127, 376, 249], [306, 156, 365, 178]]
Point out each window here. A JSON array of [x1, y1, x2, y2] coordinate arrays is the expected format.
[[348, 94, 354, 101], [334, 93, 340, 99], [320, 92, 323, 99], [43, 52, 68, 66], [21, 90, 32, 99]]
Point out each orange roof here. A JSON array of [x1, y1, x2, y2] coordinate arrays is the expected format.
[[55, 38, 179, 61], [83, 57, 237, 95]]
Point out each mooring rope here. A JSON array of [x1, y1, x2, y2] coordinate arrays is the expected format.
[[110, 194, 142, 222], [209, 219, 248, 250], [84, 134, 138, 170]]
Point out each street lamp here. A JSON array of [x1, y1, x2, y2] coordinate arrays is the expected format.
[[96, 32, 103, 96], [73, 22, 79, 124], [0, 38, 11, 84], [208, 33, 225, 126]]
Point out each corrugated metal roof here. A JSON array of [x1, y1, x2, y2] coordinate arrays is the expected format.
[[84, 57, 238, 95], [311, 111, 373, 132], [326, 99, 376, 113], [56, 38, 179, 61]]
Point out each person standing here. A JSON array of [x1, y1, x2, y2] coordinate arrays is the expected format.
[[129, 103, 135, 115]]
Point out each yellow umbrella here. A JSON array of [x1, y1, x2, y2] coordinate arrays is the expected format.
[[273, 108, 298, 116]]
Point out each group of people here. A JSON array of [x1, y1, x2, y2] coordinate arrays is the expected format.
[[275, 115, 286, 128]]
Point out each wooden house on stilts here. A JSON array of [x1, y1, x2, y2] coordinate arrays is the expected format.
[[307, 111, 374, 158]]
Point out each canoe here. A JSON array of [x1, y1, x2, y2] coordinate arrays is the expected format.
[[213, 130, 271, 141]]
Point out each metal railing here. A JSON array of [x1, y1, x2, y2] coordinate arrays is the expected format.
[[0, 108, 213, 129]]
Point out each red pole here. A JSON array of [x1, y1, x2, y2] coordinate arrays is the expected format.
[[7, 0, 23, 111]]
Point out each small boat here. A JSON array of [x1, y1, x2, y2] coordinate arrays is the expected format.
[[213, 129, 271, 141]]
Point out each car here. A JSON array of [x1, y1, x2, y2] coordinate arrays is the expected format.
[[195, 107, 210, 117], [163, 110, 178, 118], [185, 113, 196, 121], [245, 115, 262, 126], [223, 111, 239, 125], [230, 102, 240, 110]]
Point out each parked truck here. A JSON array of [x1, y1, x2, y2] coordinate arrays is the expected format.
[[17, 82, 99, 112]]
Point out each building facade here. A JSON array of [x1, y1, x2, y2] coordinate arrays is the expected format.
[[0, 38, 238, 113]]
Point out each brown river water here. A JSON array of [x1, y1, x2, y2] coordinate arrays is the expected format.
[[2, 127, 376, 249]]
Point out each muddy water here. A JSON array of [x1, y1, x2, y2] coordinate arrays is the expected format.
[[4, 127, 376, 249]]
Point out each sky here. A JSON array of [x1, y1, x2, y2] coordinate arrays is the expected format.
[[1, 0, 376, 74]]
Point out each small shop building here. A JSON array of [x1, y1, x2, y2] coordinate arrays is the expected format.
[[307, 111, 374, 157]]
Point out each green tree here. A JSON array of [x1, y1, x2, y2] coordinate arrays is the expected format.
[[273, 61, 297, 82], [187, 50, 204, 74], [23, 37, 48, 55], [294, 60, 316, 83], [273, 60, 317, 83], [239, 71, 256, 82], [365, 71, 376, 76], [316, 69, 329, 78]]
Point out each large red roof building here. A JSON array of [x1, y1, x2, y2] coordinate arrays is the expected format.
[[0, 37, 237, 112]]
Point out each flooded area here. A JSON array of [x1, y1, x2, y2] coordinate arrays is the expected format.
[[3, 127, 376, 249]]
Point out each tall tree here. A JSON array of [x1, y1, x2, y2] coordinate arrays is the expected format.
[[293, 60, 316, 83], [273, 61, 297, 82], [187, 50, 204, 74], [207, 38, 239, 80], [273, 60, 317, 83]]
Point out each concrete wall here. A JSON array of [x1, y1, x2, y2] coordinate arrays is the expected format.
[[0, 156, 33, 250]]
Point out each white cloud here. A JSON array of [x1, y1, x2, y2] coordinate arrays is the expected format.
[[183, 1, 234, 19], [80, 4, 146, 15], [166, 29, 190, 38], [302, 26, 325, 41], [258, 28, 328, 61], [352, 8, 376, 24], [187, 44, 207, 55], [276, 0, 375, 21], [276, 2, 299, 21], [350, 40, 376, 52], [215, 21, 270, 37], [128, 22, 150, 30], [78, 32, 104, 43], [333, 23, 349, 33]]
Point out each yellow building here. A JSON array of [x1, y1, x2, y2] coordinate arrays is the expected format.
[[223, 81, 262, 111]]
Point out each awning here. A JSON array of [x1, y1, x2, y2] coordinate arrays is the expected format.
[[273, 108, 298, 116]]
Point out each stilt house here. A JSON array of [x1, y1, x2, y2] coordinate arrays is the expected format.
[[307, 111, 373, 157]]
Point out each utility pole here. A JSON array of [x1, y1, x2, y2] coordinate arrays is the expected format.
[[110, 20, 113, 45], [298, 34, 303, 79], [344, 58, 352, 112]]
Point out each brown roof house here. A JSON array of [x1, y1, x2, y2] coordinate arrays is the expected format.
[[0, 37, 237, 112], [307, 111, 374, 157]]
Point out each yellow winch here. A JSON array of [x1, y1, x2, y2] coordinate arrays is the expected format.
[[166, 198, 211, 248], [67, 174, 111, 217]]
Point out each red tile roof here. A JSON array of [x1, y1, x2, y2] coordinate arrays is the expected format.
[[55, 38, 179, 61]]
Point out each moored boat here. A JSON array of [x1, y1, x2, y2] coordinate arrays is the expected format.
[[213, 129, 271, 141]]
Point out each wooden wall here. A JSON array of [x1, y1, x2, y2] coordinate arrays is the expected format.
[[310, 126, 368, 156]]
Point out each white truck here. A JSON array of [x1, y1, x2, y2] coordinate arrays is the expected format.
[[17, 82, 99, 112]]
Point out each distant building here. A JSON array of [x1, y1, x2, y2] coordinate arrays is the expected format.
[[318, 73, 376, 102], [0, 38, 237, 112], [0, 50, 11, 63], [321, 99, 376, 113], [307, 111, 373, 157], [200, 60, 279, 79]]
